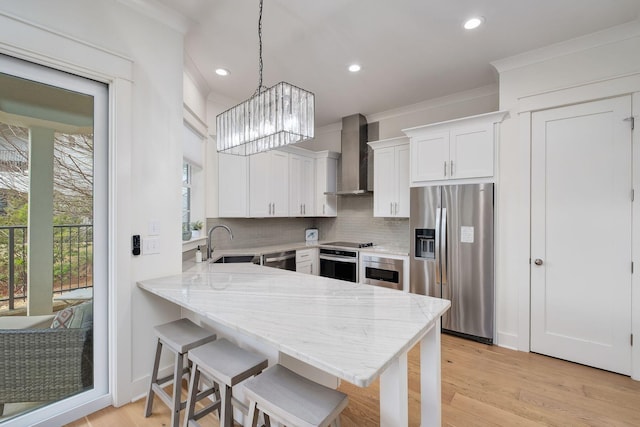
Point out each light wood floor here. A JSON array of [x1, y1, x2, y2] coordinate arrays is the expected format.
[[66, 334, 640, 426]]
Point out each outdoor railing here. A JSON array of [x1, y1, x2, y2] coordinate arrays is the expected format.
[[0, 224, 93, 311]]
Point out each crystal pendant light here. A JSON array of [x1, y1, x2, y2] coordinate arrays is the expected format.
[[216, 0, 315, 155]]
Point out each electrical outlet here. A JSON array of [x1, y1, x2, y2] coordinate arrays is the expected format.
[[144, 237, 160, 255]]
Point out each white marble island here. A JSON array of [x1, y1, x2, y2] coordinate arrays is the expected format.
[[138, 263, 450, 426]]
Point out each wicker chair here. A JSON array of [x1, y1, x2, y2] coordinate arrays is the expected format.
[[0, 325, 93, 415]]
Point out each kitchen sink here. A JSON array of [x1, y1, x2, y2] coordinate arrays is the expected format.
[[211, 254, 260, 264]]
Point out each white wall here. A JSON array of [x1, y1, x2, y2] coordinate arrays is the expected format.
[[0, 0, 186, 409], [492, 20, 640, 361]]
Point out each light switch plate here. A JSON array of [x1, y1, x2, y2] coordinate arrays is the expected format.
[[144, 237, 160, 254]]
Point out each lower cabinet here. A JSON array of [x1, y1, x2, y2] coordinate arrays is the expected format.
[[296, 248, 318, 275]]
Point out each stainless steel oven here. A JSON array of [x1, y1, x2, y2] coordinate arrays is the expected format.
[[362, 255, 403, 290], [319, 248, 358, 282]]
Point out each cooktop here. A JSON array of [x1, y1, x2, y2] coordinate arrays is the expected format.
[[323, 241, 374, 249]]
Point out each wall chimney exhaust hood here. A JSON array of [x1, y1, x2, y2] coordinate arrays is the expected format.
[[326, 113, 376, 196]]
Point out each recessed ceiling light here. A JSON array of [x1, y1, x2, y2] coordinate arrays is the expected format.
[[348, 64, 361, 73], [463, 17, 484, 30], [215, 68, 230, 76]]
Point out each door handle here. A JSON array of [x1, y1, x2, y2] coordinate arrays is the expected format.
[[534, 258, 543, 266]]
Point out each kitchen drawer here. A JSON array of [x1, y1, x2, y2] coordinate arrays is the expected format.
[[296, 248, 316, 262]]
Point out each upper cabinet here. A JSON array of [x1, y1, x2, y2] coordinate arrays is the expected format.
[[218, 147, 339, 218], [218, 153, 248, 217], [314, 151, 339, 217], [403, 111, 508, 186], [368, 137, 410, 218], [250, 150, 289, 217], [289, 153, 315, 217]]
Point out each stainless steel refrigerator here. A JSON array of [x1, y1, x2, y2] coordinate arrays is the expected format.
[[410, 183, 494, 343]]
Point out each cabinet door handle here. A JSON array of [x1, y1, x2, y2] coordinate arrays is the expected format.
[[444, 161, 447, 176], [450, 160, 454, 176], [390, 202, 393, 215], [303, 204, 306, 215], [395, 202, 398, 215]]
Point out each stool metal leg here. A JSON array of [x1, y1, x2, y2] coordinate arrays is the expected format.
[[220, 384, 233, 427], [184, 363, 201, 427], [171, 351, 184, 427], [144, 339, 163, 417]]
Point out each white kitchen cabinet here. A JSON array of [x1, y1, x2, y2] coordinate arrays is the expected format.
[[403, 110, 508, 186], [249, 150, 289, 217], [296, 248, 318, 275], [314, 151, 339, 217], [289, 153, 315, 217], [218, 153, 248, 217], [369, 137, 410, 218]]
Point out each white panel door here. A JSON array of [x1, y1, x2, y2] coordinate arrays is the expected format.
[[531, 96, 632, 374]]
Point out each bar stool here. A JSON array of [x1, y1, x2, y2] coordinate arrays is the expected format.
[[243, 364, 349, 427], [144, 318, 217, 427], [184, 338, 269, 427]]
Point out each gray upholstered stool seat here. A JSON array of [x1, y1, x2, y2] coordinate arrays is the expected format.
[[184, 338, 268, 427], [144, 318, 217, 427], [243, 364, 348, 427]]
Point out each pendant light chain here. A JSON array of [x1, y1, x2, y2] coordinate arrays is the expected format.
[[256, 0, 264, 95], [216, 0, 314, 155]]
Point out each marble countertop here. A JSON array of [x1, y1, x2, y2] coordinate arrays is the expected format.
[[139, 263, 449, 387]]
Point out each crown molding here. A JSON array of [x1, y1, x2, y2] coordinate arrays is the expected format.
[[117, 0, 190, 34], [366, 83, 498, 124], [184, 52, 210, 95], [492, 19, 640, 74]]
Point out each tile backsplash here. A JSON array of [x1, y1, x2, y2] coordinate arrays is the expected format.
[[206, 194, 409, 251]]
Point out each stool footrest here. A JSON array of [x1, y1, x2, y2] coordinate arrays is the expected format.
[[151, 384, 187, 411]]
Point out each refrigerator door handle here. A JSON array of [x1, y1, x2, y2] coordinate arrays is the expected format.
[[435, 207, 442, 296], [441, 207, 447, 288]]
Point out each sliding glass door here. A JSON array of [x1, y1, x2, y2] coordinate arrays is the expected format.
[[0, 54, 108, 426]]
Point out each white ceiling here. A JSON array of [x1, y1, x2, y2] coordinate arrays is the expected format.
[[149, 0, 640, 127]]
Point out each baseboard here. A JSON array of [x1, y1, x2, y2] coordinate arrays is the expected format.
[[496, 331, 519, 350], [130, 364, 175, 403]]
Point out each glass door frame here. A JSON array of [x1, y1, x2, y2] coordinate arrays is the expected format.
[[0, 54, 109, 426]]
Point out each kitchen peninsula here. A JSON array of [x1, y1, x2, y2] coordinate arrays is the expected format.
[[138, 263, 450, 427]]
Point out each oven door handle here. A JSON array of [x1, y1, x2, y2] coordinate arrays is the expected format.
[[319, 255, 357, 264]]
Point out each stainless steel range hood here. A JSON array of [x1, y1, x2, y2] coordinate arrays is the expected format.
[[326, 113, 376, 196]]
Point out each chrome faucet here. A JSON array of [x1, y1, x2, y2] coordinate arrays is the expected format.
[[207, 224, 233, 260]]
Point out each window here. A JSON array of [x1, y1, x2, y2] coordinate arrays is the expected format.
[[182, 123, 205, 243]]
